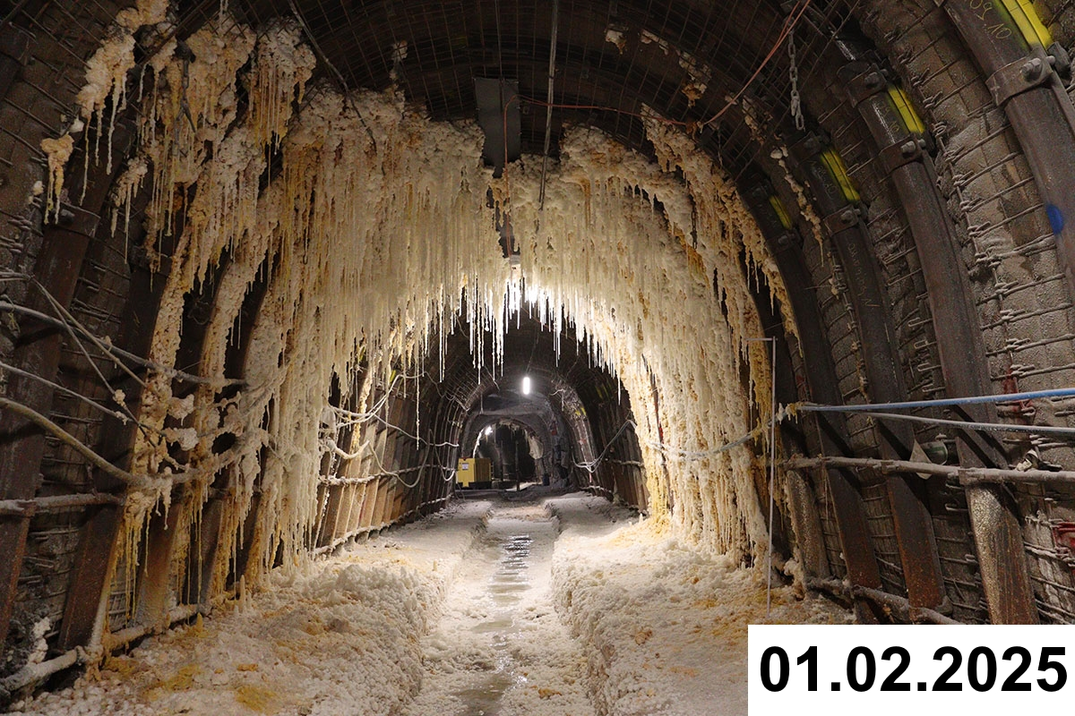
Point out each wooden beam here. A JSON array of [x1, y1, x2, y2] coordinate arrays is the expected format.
[[317, 483, 343, 548], [2, 118, 135, 653], [371, 477, 391, 530], [358, 480, 377, 532]]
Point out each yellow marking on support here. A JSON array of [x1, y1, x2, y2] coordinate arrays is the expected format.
[[887, 86, 926, 135], [1000, 0, 1053, 48], [768, 195, 793, 230], [819, 149, 861, 203]]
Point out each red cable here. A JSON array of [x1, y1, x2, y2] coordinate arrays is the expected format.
[[496, 0, 813, 174], [701, 0, 813, 128]]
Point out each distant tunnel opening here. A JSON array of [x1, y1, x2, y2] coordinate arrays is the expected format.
[[473, 422, 542, 487]]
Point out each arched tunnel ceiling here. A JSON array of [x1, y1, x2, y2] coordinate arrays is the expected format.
[[433, 310, 623, 418], [204, 0, 853, 171]]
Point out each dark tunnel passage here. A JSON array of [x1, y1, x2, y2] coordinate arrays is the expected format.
[[3, 0, 1075, 711]]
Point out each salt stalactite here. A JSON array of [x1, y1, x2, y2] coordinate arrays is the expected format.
[[123, 20, 315, 606], [39, 134, 73, 222], [65, 3, 794, 613], [500, 125, 771, 558], [249, 22, 315, 150], [136, 17, 256, 254], [109, 156, 147, 244], [114, 0, 171, 31], [66, 0, 169, 192], [129, 16, 259, 493], [128, 75, 509, 582], [76, 31, 135, 173]]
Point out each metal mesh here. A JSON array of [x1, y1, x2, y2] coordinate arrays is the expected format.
[[212, 0, 865, 174]]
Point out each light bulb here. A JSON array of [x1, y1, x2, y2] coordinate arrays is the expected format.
[[522, 375, 531, 395]]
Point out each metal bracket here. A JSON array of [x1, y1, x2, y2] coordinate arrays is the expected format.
[[987, 47, 1054, 106], [843, 67, 887, 105], [47, 202, 100, 237], [878, 138, 925, 174], [787, 133, 826, 167], [1048, 42, 1072, 78], [821, 206, 859, 236], [772, 230, 798, 252]]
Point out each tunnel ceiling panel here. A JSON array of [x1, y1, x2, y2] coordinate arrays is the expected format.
[[214, 0, 859, 173]]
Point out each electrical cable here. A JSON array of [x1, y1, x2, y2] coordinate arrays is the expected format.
[[365, 412, 460, 448], [701, 0, 813, 128], [321, 437, 372, 463], [646, 427, 763, 461], [576, 418, 767, 472], [0, 358, 131, 425], [1, 279, 245, 472], [797, 387, 1075, 412], [0, 299, 244, 387], [845, 410, 1075, 438], [574, 419, 637, 472], [793, 387, 1075, 439], [0, 396, 185, 488], [32, 283, 206, 462]]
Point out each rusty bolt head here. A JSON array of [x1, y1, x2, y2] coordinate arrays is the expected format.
[[864, 72, 885, 90], [840, 208, 857, 224], [900, 140, 918, 157]]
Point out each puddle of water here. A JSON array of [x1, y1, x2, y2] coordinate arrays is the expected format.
[[492, 575, 527, 585], [472, 616, 515, 633], [489, 533, 533, 606], [455, 530, 537, 712], [453, 671, 515, 716]]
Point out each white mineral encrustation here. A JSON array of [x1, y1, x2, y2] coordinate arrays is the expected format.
[[40, 1, 797, 618]]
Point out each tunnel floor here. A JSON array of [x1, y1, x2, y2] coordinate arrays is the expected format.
[[9, 494, 850, 716], [403, 501, 596, 715]]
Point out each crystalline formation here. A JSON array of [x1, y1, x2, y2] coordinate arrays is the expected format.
[[41, 4, 795, 607]]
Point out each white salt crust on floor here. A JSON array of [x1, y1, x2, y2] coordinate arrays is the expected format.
[[550, 495, 854, 716], [9, 494, 850, 716], [8, 500, 490, 716]]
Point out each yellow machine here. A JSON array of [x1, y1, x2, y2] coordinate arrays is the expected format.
[[456, 458, 492, 488]]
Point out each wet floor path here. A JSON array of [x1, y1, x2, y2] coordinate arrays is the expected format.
[[403, 502, 596, 716]]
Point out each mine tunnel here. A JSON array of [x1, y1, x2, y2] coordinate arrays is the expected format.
[[2, 0, 1075, 712]]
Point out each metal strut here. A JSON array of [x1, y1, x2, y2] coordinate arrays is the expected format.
[[539, 0, 559, 210]]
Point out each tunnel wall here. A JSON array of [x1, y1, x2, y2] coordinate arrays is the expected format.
[[3, 0, 1075, 698]]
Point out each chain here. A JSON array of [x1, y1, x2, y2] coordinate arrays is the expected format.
[[788, 23, 804, 130]]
